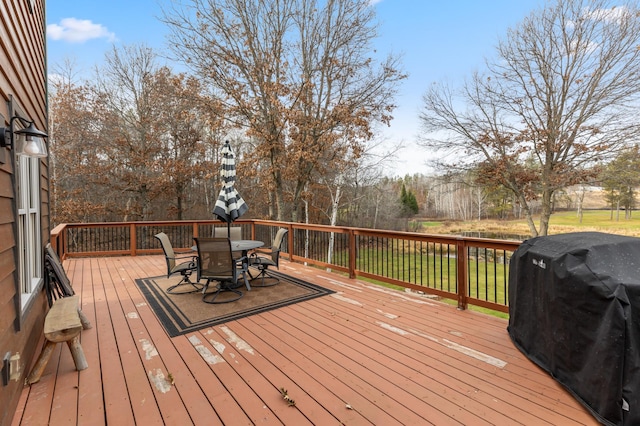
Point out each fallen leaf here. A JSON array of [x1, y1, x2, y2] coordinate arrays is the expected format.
[[279, 387, 296, 406]]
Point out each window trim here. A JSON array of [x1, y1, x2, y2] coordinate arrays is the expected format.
[[17, 151, 44, 311]]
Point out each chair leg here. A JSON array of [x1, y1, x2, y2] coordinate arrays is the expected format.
[[166, 272, 203, 294], [202, 280, 243, 304], [241, 263, 251, 291], [250, 267, 280, 287]]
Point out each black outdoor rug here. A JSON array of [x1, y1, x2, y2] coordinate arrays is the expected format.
[[135, 271, 334, 337]]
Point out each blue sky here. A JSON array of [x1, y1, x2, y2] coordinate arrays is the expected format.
[[46, 0, 547, 175]]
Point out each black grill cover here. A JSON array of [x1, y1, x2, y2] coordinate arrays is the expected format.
[[508, 232, 640, 426]]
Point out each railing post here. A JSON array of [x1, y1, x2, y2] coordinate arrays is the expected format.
[[456, 238, 468, 310], [130, 224, 137, 256], [286, 223, 294, 261], [348, 229, 356, 279], [62, 226, 66, 259], [50, 233, 58, 257], [50, 223, 68, 259]]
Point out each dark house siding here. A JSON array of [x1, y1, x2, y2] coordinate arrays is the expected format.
[[0, 0, 49, 425]]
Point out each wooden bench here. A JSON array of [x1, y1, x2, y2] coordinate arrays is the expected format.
[[27, 295, 88, 384]]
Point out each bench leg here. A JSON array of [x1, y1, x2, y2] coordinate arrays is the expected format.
[[27, 341, 56, 384], [77, 308, 92, 330], [67, 336, 88, 371]]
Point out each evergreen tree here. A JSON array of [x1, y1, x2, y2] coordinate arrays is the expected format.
[[400, 183, 419, 215]]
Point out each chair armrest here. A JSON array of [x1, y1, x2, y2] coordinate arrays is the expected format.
[[171, 254, 198, 262], [249, 250, 270, 258], [233, 254, 248, 263], [248, 254, 270, 265], [174, 249, 196, 256]]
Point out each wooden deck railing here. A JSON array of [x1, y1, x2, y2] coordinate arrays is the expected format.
[[50, 220, 521, 313]]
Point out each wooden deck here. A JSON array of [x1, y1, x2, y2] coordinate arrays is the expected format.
[[11, 255, 599, 425]]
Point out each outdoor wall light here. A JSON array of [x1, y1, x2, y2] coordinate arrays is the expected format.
[[0, 115, 48, 158]]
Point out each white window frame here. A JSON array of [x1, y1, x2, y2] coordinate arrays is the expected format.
[[16, 154, 43, 309]]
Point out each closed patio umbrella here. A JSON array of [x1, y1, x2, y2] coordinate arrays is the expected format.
[[212, 140, 248, 236]]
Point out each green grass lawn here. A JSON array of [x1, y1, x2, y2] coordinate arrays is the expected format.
[[548, 210, 640, 234], [416, 209, 640, 238]]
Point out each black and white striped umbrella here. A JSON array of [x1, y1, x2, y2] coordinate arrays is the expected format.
[[212, 141, 248, 234]]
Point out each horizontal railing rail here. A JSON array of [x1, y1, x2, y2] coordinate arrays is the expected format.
[[50, 220, 521, 313]]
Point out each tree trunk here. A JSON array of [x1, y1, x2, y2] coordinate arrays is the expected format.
[[268, 191, 275, 219], [537, 189, 553, 237], [271, 165, 284, 221], [373, 192, 380, 229], [576, 186, 585, 224], [123, 197, 132, 222], [326, 184, 342, 272], [176, 194, 183, 220], [518, 193, 539, 237]]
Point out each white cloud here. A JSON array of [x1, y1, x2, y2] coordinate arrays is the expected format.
[[47, 18, 116, 43], [47, 73, 63, 86], [584, 6, 629, 25], [369, 0, 384, 5], [567, 6, 631, 29]]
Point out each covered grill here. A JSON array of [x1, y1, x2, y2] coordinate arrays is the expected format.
[[508, 232, 640, 426]]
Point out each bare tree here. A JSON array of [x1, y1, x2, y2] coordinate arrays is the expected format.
[[150, 68, 225, 219], [163, 0, 404, 221], [286, 0, 405, 221], [49, 62, 112, 224], [91, 44, 169, 221], [163, 0, 295, 220], [419, 0, 640, 236], [314, 134, 399, 224]]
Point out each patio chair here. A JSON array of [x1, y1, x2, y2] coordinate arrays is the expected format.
[[154, 232, 201, 294], [195, 237, 247, 304], [213, 226, 242, 240], [214, 226, 243, 258], [248, 228, 288, 287]]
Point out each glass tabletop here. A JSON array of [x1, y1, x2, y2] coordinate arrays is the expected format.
[[231, 240, 264, 251], [191, 239, 264, 252]]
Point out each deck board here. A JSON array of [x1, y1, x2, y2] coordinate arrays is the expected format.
[[11, 255, 600, 426], [282, 301, 505, 425], [75, 258, 107, 426]]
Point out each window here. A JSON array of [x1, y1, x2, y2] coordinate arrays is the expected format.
[[17, 154, 43, 308]]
